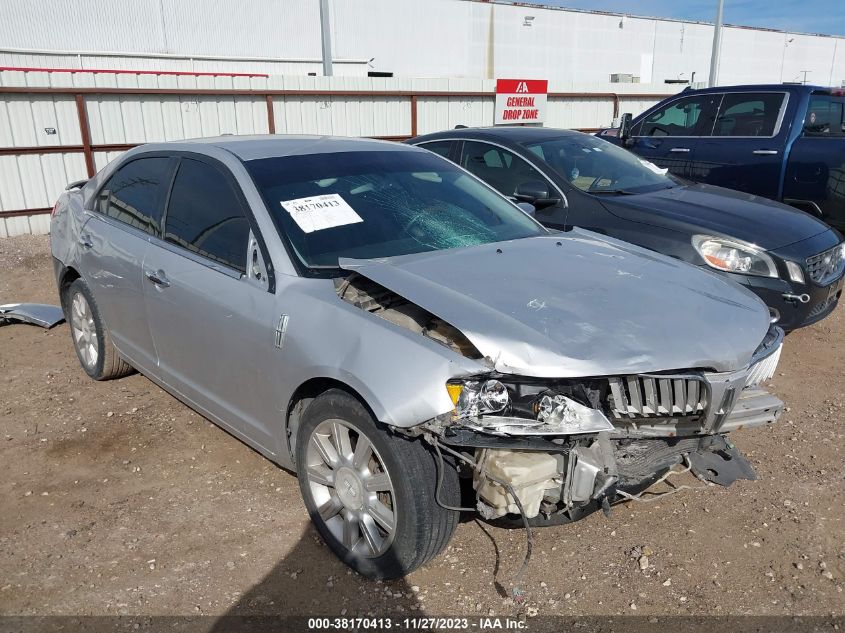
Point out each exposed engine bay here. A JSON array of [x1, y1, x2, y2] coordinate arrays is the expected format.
[[338, 269, 785, 523], [418, 327, 784, 523], [446, 432, 760, 522]]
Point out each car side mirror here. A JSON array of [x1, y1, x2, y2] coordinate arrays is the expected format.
[[515, 202, 536, 217], [514, 181, 560, 210], [618, 112, 633, 141], [96, 189, 110, 213]]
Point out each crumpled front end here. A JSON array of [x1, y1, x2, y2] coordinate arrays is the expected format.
[[334, 248, 783, 523], [421, 326, 784, 522]]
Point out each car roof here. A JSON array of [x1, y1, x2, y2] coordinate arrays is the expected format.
[[411, 126, 584, 144], [675, 83, 830, 95], [137, 134, 420, 162]]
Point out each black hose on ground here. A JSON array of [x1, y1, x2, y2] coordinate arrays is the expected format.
[[433, 440, 476, 512], [432, 438, 534, 603]]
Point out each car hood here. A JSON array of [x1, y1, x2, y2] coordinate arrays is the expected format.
[[339, 231, 771, 378], [601, 183, 830, 250]]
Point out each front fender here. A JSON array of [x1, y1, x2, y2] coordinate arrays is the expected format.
[[273, 281, 487, 451]]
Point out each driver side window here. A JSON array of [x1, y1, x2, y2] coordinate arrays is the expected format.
[[460, 141, 547, 198], [639, 95, 709, 137], [164, 158, 251, 274]]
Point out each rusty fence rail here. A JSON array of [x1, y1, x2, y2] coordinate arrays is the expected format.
[[0, 85, 672, 221]]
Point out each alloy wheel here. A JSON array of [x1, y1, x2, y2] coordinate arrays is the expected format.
[[304, 419, 397, 558], [70, 291, 98, 370]]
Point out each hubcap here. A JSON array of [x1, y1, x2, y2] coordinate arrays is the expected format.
[[70, 292, 98, 369], [304, 419, 396, 558]]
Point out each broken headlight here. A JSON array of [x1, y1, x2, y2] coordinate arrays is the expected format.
[[446, 379, 614, 435], [448, 379, 510, 418]]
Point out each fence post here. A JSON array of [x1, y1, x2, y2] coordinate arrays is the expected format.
[[75, 94, 95, 177], [266, 94, 276, 134], [410, 94, 418, 137]]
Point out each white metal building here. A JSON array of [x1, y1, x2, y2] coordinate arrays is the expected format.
[[0, 0, 844, 87]]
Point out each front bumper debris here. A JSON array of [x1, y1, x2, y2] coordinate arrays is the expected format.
[[446, 384, 781, 520], [429, 327, 784, 522], [687, 435, 757, 486], [0, 303, 65, 329]]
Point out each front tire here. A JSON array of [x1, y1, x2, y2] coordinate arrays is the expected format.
[[295, 389, 460, 579], [65, 279, 133, 381]]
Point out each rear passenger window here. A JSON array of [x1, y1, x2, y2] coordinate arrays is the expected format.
[[164, 158, 250, 273], [639, 96, 708, 137], [97, 157, 170, 235], [712, 93, 785, 137], [804, 93, 845, 136]]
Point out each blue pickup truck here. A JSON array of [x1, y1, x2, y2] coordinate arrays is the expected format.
[[600, 84, 845, 230]]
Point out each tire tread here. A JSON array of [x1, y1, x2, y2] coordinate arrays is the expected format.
[[296, 388, 460, 579], [66, 279, 134, 381]]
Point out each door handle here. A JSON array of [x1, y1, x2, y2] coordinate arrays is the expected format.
[[669, 147, 691, 153], [752, 149, 778, 155], [145, 270, 170, 288], [79, 235, 93, 249]]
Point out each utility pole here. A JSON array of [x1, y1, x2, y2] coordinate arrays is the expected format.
[[708, 0, 724, 87], [320, 0, 333, 77]]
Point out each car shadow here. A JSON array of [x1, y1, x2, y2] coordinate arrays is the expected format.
[[208, 523, 422, 632]]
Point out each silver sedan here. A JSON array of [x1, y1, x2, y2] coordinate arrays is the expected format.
[[51, 135, 784, 579]]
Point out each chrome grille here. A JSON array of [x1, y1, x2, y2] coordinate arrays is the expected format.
[[608, 375, 707, 419], [806, 244, 845, 285], [746, 343, 782, 387]]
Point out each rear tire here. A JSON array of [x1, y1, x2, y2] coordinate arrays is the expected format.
[[295, 388, 460, 579], [65, 279, 133, 381]]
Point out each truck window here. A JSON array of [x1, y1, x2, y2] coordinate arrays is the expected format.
[[638, 95, 709, 137], [804, 93, 845, 137], [712, 93, 785, 137]]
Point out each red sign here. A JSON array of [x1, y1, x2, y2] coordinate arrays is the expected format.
[[495, 79, 548, 125]]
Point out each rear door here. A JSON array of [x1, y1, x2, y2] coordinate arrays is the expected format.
[[692, 91, 791, 199], [143, 155, 279, 451], [628, 93, 717, 177], [783, 91, 845, 229], [78, 156, 174, 372]]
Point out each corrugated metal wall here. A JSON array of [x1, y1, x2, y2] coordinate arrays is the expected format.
[[1, 0, 843, 85], [0, 69, 671, 237]]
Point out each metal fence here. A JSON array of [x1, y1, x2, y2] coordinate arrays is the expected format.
[[0, 68, 674, 237]]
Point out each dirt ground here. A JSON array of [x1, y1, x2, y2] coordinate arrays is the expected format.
[[1, 235, 843, 623]]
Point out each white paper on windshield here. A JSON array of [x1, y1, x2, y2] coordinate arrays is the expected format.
[[639, 159, 669, 175], [280, 193, 363, 233]]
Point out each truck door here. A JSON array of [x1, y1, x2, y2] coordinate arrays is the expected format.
[[692, 91, 791, 200], [783, 91, 845, 230], [627, 93, 717, 178]]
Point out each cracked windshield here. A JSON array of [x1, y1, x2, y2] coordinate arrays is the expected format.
[[245, 149, 546, 268]]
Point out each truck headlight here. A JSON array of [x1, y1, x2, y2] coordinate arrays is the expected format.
[[692, 235, 777, 278]]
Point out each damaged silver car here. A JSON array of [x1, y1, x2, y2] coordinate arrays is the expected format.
[[50, 135, 784, 580]]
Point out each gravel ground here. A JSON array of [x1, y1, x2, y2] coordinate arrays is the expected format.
[[1, 235, 843, 622]]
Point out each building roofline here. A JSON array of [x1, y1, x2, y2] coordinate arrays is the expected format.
[[469, 0, 845, 40]]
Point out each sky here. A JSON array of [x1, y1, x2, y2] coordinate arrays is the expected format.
[[519, 1, 845, 36]]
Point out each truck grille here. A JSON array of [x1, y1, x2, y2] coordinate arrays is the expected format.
[[608, 375, 707, 419], [806, 244, 845, 285]]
